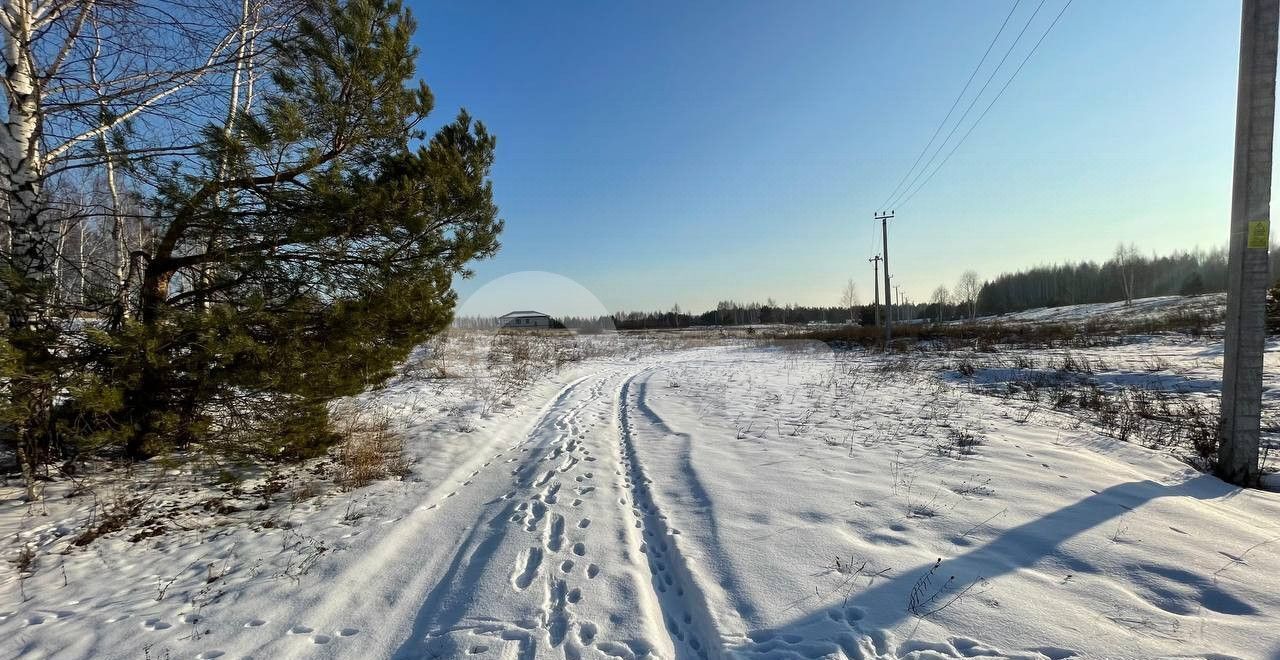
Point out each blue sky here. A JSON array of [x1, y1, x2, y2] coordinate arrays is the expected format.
[[411, 0, 1245, 315]]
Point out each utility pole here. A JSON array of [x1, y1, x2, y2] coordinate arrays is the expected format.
[[875, 211, 894, 346], [888, 275, 895, 323], [868, 255, 882, 327], [894, 285, 902, 323], [1219, 0, 1278, 487]]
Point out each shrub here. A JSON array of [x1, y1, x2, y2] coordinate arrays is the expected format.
[[332, 406, 409, 490]]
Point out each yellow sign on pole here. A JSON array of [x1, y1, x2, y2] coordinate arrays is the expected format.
[[1248, 220, 1270, 249]]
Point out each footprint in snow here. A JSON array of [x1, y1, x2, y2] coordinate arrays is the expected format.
[[513, 547, 543, 590], [337, 627, 360, 637], [141, 618, 171, 630], [245, 619, 267, 628], [288, 625, 314, 635]]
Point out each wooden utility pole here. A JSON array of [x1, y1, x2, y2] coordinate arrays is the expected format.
[[1219, 0, 1278, 487], [876, 211, 894, 345], [869, 255, 882, 327]]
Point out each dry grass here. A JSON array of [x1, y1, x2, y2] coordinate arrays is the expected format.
[[72, 489, 148, 547], [331, 405, 409, 490], [12, 540, 36, 574], [790, 308, 1220, 352]]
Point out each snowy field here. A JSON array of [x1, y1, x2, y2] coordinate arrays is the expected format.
[[975, 293, 1225, 326], [4, 324, 1280, 660]]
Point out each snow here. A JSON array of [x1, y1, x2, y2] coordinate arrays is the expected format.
[[4, 327, 1280, 659], [976, 293, 1226, 326]]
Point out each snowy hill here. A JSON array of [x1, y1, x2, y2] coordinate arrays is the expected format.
[[976, 293, 1226, 326]]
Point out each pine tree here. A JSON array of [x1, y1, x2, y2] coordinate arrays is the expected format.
[[86, 0, 502, 459]]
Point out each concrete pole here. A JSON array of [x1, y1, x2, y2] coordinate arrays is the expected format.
[[876, 212, 894, 346], [1218, 0, 1278, 487], [869, 255, 882, 327]]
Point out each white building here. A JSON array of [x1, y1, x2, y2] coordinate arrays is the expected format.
[[499, 310, 553, 329]]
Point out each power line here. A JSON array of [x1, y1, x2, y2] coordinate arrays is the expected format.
[[895, 0, 1073, 209], [878, 0, 1024, 211], [883, 0, 1050, 211], [885, 0, 1049, 210]]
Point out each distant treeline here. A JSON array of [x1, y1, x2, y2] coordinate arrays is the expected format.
[[618, 245, 1279, 327], [975, 246, 1276, 315], [455, 304, 872, 332], [453, 315, 615, 332], [612, 303, 865, 330], [459, 245, 1277, 332]]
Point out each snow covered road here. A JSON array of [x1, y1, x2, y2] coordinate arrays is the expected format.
[[372, 361, 742, 660]]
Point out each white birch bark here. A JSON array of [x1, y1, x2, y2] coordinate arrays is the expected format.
[[2, 2, 50, 327]]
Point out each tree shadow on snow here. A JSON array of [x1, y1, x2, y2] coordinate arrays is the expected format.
[[731, 475, 1248, 660]]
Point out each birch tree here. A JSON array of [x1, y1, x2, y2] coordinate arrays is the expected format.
[[1114, 242, 1138, 306], [931, 285, 950, 322], [955, 270, 981, 320], [1, 1, 284, 325], [0, 0, 272, 495], [840, 279, 858, 323]]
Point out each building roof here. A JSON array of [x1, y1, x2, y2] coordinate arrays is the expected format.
[[499, 310, 550, 319]]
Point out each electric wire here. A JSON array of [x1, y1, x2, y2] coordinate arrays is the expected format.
[[883, 0, 1049, 211], [877, 0, 1024, 211], [894, 0, 1073, 210]]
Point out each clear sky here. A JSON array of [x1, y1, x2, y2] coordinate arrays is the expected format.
[[410, 0, 1247, 316]]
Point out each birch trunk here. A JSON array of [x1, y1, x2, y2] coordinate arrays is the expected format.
[[106, 150, 128, 319], [198, 0, 256, 310], [77, 216, 85, 306], [53, 215, 67, 303], [2, 3, 50, 330]]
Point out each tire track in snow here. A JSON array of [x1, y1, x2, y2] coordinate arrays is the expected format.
[[618, 371, 725, 660], [401, 370, 623, 660], [388, 374, 607, 659], [633, 373, 756, 623]]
